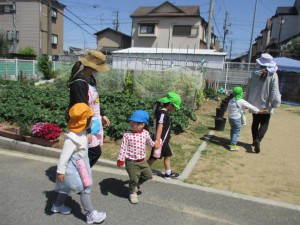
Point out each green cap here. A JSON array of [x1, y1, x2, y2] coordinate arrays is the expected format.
[[159, 92, 181, 109], [233, 86, 243, 100]]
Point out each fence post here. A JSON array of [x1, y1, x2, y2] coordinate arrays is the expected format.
[[32, 60, 35, 78], [15, 58, 18, 80]]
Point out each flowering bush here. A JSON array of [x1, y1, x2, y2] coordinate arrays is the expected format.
[[31, 122, 62, 140]]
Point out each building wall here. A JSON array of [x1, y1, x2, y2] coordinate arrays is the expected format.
[[97, 30, 123, 50], [131, 17, 202, 49], [271, 14, 300, 43], [0, 0, 64, 57], [0, 0, 40, 54], [96, 30, 131, 53], [261, 29, 270, 50], [41, 2, 64, 55]]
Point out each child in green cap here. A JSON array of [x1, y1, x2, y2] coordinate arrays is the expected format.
[[147, 92, 181, 179], [228, 86, 267, 151]]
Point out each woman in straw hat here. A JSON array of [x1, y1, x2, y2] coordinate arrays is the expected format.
[[68, 50, 110, 167], [245, 53, 281, 153]]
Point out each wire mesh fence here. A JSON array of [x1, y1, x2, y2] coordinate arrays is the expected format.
[[0, 57, 256, 105]]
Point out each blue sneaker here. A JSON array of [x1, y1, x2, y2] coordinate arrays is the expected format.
[[51, 204, 71, 215]]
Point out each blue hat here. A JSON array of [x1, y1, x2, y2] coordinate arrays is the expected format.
[[129, 110, 150, 125]]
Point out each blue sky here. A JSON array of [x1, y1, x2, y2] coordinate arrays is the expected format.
[[59, 0, 295, 59]]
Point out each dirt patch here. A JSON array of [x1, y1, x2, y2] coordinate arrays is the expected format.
[[188, 102, 300, 205]]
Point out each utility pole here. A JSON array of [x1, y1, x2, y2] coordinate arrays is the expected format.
[[248, 0, 258, 63], [113, 10, 119, 31], [222, 11, 229, 52], [229, 40, 233, 60], [12, 0, 17, 53], [47, 0, 52, 57], [206, 0, 214, 49]]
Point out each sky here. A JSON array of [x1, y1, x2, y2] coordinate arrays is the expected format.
[[59, 0, 296, 59]]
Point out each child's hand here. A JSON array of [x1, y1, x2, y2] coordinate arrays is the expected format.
[[117, 160, 124, 167], [259, 109, 268, 114], [87, 133, 92, 143], [154, 140, 160, 149], [56, 173, 65, 182]]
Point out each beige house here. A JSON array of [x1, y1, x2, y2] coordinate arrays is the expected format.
[[0, 0, 65, 57], [250, 0, 300, 61], [130, 1, 218, 50], [94, 28, 131, 55]]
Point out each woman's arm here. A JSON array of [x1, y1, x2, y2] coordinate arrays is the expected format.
[[69, 79, 89, 106], [155, 123, 163, 148]]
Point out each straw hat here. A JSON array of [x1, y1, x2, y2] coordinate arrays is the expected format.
[[68, 103, 94, 133], [79, 50, 110, 72]]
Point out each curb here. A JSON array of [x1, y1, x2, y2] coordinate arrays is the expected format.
[[179, 130, 214, 180], [0, 136, 118, 169]]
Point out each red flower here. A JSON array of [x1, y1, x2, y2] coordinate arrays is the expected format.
[[31, 122, 62, 140]]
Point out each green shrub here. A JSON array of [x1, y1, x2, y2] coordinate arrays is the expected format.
[[18, 46, 36, 56], [123, 69, 134, 95], [37, 57, 53, 80]]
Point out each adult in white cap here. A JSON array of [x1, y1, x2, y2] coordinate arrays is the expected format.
[[68, 50, 111, 167], [245, 53, 281, 153]]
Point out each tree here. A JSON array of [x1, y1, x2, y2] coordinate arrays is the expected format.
[[287, 39, 300, 60], [37, 57, 53, 80], [0, 31, 11, 57]]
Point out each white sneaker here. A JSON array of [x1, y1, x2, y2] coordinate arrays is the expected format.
[[129, 192, 138, 204], [51, 204, 71, 215], [86, 210, 106, 224]]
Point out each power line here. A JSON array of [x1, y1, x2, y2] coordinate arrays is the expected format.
[[65, 7, 98, 32]]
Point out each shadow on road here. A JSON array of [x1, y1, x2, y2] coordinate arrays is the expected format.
[[43, 190, 86, 222], [201, 134, 255, 153], [45, 166, 57, 183], [44, 166, 86, 222], [99, 178, 129, 199]]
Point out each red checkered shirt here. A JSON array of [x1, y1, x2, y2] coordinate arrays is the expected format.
[[118, 129, 154, 162]]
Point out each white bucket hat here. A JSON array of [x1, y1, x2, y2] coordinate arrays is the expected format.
[[256, 53, 278, 73]]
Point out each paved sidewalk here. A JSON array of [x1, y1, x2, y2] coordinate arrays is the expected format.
[[1, 149, 300, 225], [0, 132, 299, 212]]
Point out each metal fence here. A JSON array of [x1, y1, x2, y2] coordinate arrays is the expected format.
[[0, 57, 256, 93], [0, 59, 73, 80], [204, 62, 256, 93]]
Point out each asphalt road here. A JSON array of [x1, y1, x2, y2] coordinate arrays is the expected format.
[[0, 150, 299, 225]]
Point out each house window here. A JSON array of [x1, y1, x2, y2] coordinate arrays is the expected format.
[[52, 34, 58, 45], [140, 24, 155, 34], [173, 25, 192, 36], [51, 9, 57, 19], [3, 5, 13, 13]]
